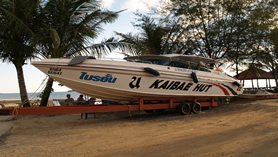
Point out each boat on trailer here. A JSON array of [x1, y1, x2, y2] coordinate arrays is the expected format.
[[32, 54, 243, 102]]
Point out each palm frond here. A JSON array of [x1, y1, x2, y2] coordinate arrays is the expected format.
[[36, 0, 122, 58], [84, 36, 140, 57], [0, 4, 36, 39]]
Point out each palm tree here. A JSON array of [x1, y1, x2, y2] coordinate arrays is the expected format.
[[0, 0, 41, 107], [106, 12, 190, 56], [37, 0, 121, 106]]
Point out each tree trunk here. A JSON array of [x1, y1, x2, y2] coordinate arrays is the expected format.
[[274, 71, 278, 87], [40, 77, 54, 106], [15, 64, 30, 107]]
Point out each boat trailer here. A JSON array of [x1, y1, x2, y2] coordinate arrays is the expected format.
[[0, 97, 218, 116]]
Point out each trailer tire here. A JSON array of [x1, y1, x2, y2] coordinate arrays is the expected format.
[[178, 102, 191, 115], [191, 102, 201, 114]]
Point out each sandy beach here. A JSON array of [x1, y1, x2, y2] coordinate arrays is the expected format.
[[0, 100, 54, 108], [0, 98, 278, 157]]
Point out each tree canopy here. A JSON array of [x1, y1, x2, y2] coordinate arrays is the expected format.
[[37, 0, 121, 106], [0, 0, 121, 106], [113, 0, 277, 82], [0, 0, 42, 107]]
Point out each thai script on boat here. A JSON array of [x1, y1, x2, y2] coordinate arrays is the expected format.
[[149, 79, 212, 92], [79, 72, 117, 83], [48, 67, 62, 75]]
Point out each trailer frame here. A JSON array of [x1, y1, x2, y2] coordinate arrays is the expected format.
[[0, 97, 218, 116]]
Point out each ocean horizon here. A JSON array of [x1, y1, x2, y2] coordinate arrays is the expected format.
[[0, 91, 82, 101]]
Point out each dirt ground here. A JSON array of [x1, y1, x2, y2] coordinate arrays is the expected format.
[[0, 98, 278, 157]]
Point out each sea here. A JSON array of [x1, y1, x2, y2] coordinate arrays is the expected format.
[[0, 91, 82, 101]]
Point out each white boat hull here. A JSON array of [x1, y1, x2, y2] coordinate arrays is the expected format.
[[32, 58, 243, 101]]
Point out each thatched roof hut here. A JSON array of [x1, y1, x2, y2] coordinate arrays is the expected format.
[[234, 66, 275, 89]]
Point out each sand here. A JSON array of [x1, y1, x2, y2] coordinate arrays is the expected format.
[[0, 100, 22, 108], [0, 98, 278, 157], [0, 100, 54, 108]]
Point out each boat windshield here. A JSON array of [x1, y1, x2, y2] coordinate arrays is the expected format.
[[132, 59, 169, 65], [125, 54, 217, 72], [131, 59, 211, 72], [168, 61, 211, 72]]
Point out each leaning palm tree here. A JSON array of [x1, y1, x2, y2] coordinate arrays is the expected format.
[[37, 0, 121, 106], [0, 0, 41, 107]]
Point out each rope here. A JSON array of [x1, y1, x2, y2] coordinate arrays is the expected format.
[[12, 107, 18, 116], [30, 76, 48, 98], [21, 55, 53, 106], [21, 76, 48, 106]]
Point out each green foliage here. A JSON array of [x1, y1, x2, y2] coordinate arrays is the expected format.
[[36, 0, 121, 58], [109, 0, 278, 78], [157, 0, 278, 76], [0, 0, 40, 64], [108, 11, 190, 55], [0, 0, 121, 106], [37, 0, 121, 106], [0, 0, 42, 107]]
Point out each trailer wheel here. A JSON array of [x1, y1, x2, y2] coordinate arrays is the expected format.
[[191, 102, 201, 114], [178, 102, 191, 115]]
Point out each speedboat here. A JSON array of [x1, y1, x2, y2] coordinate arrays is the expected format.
[[32, 54, 243, 102]]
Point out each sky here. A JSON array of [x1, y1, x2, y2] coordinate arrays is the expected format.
[[0, 0, 161, 93]]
